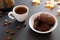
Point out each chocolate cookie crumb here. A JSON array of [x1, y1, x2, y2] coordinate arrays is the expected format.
[[10, 31, 15, 35], [17, 26, 21, 30], [3, 19, 12, 26], [4, 22, 8, 26], [6, 37, 11, 40], [6, 30, 10, 33]]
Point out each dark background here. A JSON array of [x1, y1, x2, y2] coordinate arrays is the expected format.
[[0, 0, 60, 40]]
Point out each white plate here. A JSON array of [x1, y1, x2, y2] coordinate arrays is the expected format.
[[29, 12, 58, 34]]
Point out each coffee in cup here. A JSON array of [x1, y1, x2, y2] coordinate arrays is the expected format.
[[15, 7, 27, 14]]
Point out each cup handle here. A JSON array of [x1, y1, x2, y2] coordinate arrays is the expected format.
[[8, 12, 15, 19]]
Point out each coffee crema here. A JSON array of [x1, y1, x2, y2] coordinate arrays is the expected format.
[[15, 7, 27, 14]]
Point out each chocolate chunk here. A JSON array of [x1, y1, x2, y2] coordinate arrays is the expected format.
[[39, 23, 50, 31], [4, 22, 8, 26], [6, 30, 10, 33], [6, 37, 11, 40], [46, 14, 55, 24], [8, 21, 12, 24], [3, 19, 12, 26], [34, 20, 39, 27], [4, 19, 8, 26], [5, 19, 8, 22], [17, 26, 21, 30], [10, 31, 15, 35], [40, 13, 55, 24], [39, 13, 47, 22]]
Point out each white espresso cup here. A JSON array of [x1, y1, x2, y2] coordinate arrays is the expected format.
[[8, 5, 29, 22]]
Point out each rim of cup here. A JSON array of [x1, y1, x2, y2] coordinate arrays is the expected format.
[[13, 5, 29, 15], [29, 12, 58, 34]]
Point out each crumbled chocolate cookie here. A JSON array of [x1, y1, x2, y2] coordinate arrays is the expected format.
[[34, 13, 55, 32]]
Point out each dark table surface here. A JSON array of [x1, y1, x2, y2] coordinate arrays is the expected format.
[[0, 0, 60, 40]]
